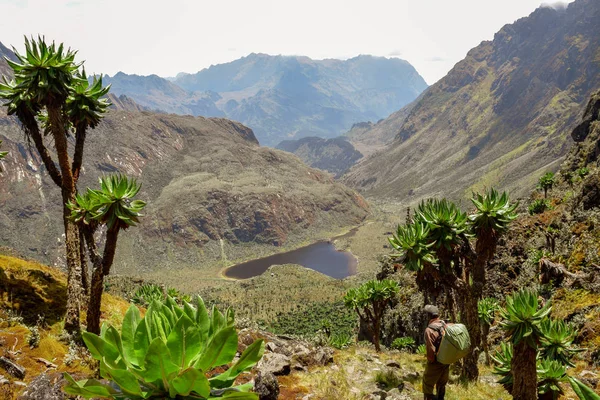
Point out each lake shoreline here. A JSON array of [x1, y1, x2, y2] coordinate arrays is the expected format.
[[219, 225, 362, 280]]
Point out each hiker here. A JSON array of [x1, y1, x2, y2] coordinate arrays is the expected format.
[[422, 304, 448, 400]]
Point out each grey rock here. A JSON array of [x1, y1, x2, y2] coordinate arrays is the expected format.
[[314, 348, 334, 365], [17, 373, 64, 400], [0, 357, 25, 379], [257, 353, 291, 376], [266, 342, 278, 353], [254, 371, 279, 400]]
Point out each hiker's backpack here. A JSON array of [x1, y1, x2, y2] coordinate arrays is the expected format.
[[429, 321, 471, 365]]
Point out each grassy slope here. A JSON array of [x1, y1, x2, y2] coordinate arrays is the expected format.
[[0, 253, 131, 399]]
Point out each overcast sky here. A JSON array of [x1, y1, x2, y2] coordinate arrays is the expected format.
[[0, 0, 574, 85]]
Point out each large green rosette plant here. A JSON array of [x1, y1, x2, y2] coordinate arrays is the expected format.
[[64, 296, 265, 399]]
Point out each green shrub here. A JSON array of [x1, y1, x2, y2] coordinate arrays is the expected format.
[[64, 296, 264, 399], [576, 167, 589, 178], [416, 344, 426, 355], [478, 297, 499, 326], [344, 279, 399, 352], [328, 332, 353, 349], [538, 172, 556, 198], [529, 199, 550, 215], [390, 337, 415, 351], [131, 283, 164, 306]]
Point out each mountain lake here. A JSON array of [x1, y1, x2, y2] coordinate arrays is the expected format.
[[223, 230, 359, 279]]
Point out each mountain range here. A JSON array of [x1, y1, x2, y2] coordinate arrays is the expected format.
[[343, 0, 600, 202], [104, 54, 428, 146]]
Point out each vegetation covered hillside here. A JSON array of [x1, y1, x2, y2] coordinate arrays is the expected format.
[[344, 0, 600, 202], [0, 105, 368, 286]]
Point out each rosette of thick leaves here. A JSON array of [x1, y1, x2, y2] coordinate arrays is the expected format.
[[64, 296, 265, 399]]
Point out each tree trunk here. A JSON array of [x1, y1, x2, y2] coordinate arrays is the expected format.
[[80, 229, 88, 297], [460, 288, 481, 381], [511, 341, 537, 400], [48, 107, 82, 336], [481, 323, 491, 365], [86, 229, 119, 335], [373, 318, 381, 352]]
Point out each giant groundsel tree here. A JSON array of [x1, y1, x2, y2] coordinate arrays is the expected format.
[[0, 37, 136, 335], [68, 175, 146, 334], [389, 188, 518, 381]]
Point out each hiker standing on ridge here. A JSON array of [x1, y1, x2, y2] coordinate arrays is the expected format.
[[422, 305, 449, 400]]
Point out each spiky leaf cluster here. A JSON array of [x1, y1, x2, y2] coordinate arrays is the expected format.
[[1, 36, 78, 109], [538, 172, 556, 194], [64, 296, 264, 399], [477, 297, 500, 326], [414, 198, 469, 250], [67, 69, 111, 129], [569, 377, 600, 400], [499, 289, 551, 348], [388, 222, 437, 271], [537, 358, 567, 399], [539, 319, 582, 367], [0, 36, 111, 137], [68, 175, 146, 231], [469, 189, 518, 235], [343, 279, 399, 309], [529, 199, 550, 215], [491, 342, 513, 389]]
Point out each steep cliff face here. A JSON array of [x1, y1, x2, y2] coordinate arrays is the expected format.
[[0, 109, 368, 274], [344, 0, 600, 202], [276, 136, 363, 178]]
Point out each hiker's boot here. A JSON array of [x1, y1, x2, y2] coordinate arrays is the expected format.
[[437, 387, 446, 400], [423, 395, 436, 400]]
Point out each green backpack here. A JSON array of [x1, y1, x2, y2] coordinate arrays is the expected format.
[[430, 321, 471, 365]]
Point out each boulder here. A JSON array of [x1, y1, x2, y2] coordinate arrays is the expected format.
[[17, 373, 64, 400], [253, 371, 279, 400], [257, 353, 291, 376]]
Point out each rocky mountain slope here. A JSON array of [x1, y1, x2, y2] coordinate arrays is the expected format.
[[105, 54, 428, 146], [276, 136, 363, 178], [344, 0, 600, 202], [0, 106, 368, 278]]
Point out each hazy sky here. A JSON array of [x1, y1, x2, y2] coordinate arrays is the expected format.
[[0, 0, 574, 85]]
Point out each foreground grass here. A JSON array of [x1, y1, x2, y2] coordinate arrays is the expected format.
[[293, 345, 512, 400]]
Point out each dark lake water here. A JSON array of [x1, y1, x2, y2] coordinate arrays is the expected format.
[[223, 236, 358, 280]]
